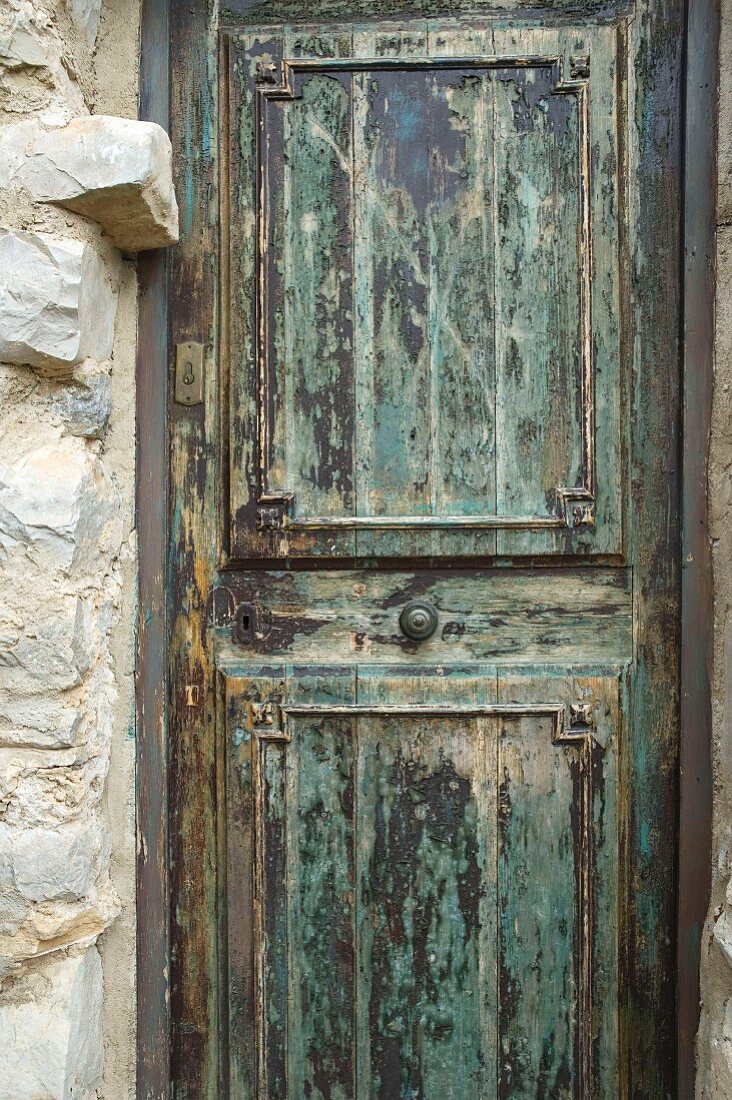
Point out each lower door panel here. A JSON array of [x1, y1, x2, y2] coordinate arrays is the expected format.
[[222, 664, 621, 1099]]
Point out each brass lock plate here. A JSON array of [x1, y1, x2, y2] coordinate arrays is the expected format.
[[174, 341, 204, 406]]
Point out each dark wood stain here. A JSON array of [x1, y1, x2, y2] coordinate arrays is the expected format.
[[678, 0, 718, 1094], [157, 3, 692, 1098], [137, 0, 171, 1096]]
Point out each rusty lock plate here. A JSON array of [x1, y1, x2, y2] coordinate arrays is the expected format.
[[174, 341, 204, 406]]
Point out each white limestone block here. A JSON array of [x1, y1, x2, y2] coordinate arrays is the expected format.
[[0, 815, 118, 975], [22, 115, 180, 251], [714, 873, 732, 967], [0, 695, 85, 750], [0, 594, 96, 693], [0, 947, 103, 1100], [58, 371, 111, 438], [67, 0, 101, 48], [0, 4, 52, 70], [0, 231, 116, 371], [0, 119, 37, 189], [711, 1000, 732, 1098], [0, 3, 87, 123], [0, 745, 107, 828], [0, 439, 121, 575], [7, 821, 106, 903]]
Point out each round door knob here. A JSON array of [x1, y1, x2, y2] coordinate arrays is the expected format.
[[399, 600, 439, 642]]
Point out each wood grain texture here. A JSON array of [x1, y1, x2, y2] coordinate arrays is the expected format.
[[221, 0, 635, 24], [678, 0, 717, 1092], [624, 1, 685, 1093], [137, 2, 171, 1095], [165, 2, 685, 1096], [225, 21, 623, 560], [223, 668, 620, 1097], [213, 568, 632, 668], [493, 59, 581, 543], [169, 1, 221, 1095]]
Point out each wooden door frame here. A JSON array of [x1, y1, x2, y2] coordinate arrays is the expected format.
[[135, 0, 718, 1095]]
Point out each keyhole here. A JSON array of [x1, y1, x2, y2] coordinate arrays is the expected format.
[[234, 602, 257, 645], [182, 361, 194, 385]]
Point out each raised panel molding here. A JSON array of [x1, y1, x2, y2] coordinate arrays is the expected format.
[[223, 21, 624, 559], [252, 54, 594, 535], [225, 677, 612, 1097]]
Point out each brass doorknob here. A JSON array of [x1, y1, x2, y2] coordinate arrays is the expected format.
[[399, 600, 439, 642]]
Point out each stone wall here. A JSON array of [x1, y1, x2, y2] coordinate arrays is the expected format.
[[698, 0, 732, 1094], [0, 2, 175, 1096]]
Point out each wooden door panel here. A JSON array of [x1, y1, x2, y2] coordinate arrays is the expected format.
[[223, 666, 620, 1098], [166, 0, 684, 1093], [224, 20, 622, 560], [164, 0, 685, 1093], [212, 567, 633, 665]]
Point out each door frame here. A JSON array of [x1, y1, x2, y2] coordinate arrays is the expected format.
[[135, 0, 718, 1095]]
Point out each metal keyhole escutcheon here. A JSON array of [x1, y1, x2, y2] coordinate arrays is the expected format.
[[399, 600, 439, 642]]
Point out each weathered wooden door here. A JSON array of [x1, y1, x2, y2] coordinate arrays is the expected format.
[[167, 0, 684, 1096]]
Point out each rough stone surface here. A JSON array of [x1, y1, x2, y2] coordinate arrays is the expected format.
[[22, 115, 179, 251], [698, 1, 732, 1090], [0, 230, 117, 371], [67, 0, 101, 48], [57, 370, 111, 439], [714, 872, 732, 968], [0, 1, 89, 124], [0, 0, 139, 1095], [710, 1001, 732, 1097], [0, 438, 121, 574], [0, 437, 122, 978], [0, 947, 104, 1099], [720, 0, 732, 225]]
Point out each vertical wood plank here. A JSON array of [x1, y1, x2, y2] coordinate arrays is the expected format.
[[428, 24, 497, 557], [169, 0, 219, 1094], [625, 0, 685, 1092], [679, 0, 717, 1091], [285, 668, 357, 1099], [137, 0, 170, 1093], [260, 736, 289, 1097], [429, 68, 496, 521], [355, 670, 498, 1099], [356, 712, 494, 1100], [223, 676, 261, 1099], [496, 681, 576, 1098], [353, 25, 429, 558], [493, 36, 582, 553], [573, 672, 619, 1099], [227, 31, 282, 559], [585, 26, 623, 559], [494, 671, 620, 1098], [359, 74, 432, 516], [282, 29, 354, 532]]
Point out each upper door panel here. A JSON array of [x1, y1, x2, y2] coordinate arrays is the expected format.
[[224, 20, 624, 560]]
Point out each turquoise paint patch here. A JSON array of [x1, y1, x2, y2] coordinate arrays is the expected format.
[[640, 820, 652, 861], [184, 119, 194, 239]]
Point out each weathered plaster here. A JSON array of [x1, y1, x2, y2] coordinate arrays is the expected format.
[[698, 0, 732, 1094], [0, 0, 140, 1096], [92, 5, 140, 1096]]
